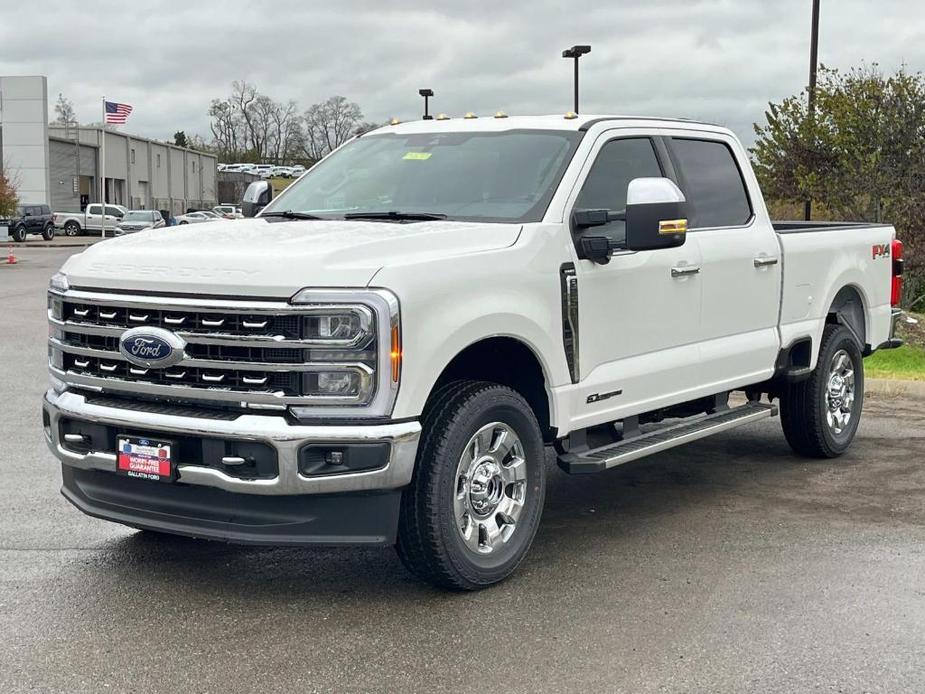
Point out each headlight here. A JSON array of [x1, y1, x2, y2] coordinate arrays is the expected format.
[[49, 272, 69, 293], [288, 288, 400, 419]]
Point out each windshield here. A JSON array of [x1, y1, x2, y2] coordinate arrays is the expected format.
[[122, 211, 151, 221], [261, 129, 581, 223]]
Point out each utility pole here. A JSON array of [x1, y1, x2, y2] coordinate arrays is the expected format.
[[562, 45, 591, 113], [805, 0, 820, 221], [419, 89, 434, 120]]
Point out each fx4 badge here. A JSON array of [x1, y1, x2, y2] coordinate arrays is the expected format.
[[872, 243, 891, 260]]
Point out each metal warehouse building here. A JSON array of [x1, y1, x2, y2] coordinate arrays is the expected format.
[[1, 75, 217, 216]]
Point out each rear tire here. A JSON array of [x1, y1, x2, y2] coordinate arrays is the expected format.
[[10, 224, 26, 242], [780, 323, 864, 458], [41, 224, 55, 241], [64, 221, 81, 237], [397, 381, 546, 590]]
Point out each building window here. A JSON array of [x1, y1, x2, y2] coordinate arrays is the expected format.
[[130, 148, 135, 164], [156, 154, 161, 168]]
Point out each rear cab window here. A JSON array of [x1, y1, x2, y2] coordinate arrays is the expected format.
[[667, 138, 752, 229]]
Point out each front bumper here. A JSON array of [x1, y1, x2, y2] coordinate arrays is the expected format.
[[44, 389, 420, 496], [44, 389, 421, 544]]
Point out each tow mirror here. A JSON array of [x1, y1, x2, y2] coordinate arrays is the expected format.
[[242, 180, 272, 218], [577, 235, 612, 264], [624, 177, 688, 251]]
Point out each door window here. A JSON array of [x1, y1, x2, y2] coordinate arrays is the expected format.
[[87, 205, 101, 215], [574, 137, 662, 245], [668, 138, 752, 228]]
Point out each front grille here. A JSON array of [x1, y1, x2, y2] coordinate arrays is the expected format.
[[63, 301, 302, 339], [49, 291, 380, 409]]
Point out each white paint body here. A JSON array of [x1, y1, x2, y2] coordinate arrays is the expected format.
[[58, 116, 895, 436]]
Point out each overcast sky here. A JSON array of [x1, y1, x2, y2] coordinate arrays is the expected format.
[[1, 0, 922, 146]]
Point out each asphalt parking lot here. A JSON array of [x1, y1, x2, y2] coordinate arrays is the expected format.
[[2, 247, 924, 693]]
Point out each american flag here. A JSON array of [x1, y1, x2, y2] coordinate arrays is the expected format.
[[104, 100, 133, 124]]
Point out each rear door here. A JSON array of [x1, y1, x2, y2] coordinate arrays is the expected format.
[[665, 134, 781, 389]]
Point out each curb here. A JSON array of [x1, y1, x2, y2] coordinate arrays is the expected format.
[[866, 378, 925, 401]]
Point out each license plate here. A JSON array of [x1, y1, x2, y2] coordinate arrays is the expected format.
[[116, 436, 175, 482]]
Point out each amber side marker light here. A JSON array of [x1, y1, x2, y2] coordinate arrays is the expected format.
[[390, 325, 402, 382], [659, 219, 688, 235]]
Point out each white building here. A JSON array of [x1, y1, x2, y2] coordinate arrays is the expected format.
[[1, 75, 217, 215]]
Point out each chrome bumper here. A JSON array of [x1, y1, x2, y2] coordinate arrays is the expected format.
[[43, 389, 421, 496]]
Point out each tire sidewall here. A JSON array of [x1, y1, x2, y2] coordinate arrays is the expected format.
[[435, 393, 546, 584], [42, 224, 55, 241], [11, 224, 26, 242], [64, 222, 80, 236], [815, 327, 864, 454]]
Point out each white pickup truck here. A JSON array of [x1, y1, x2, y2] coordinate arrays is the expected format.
[[53, 203, 128, 236], [44, 114, 905, 590]]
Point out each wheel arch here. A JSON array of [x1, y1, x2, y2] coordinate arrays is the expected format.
[[426, 336, 555, 443], [826, 284, 869, 353]]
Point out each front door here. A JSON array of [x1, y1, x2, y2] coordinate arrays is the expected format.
[[567, 132, 704, 430]]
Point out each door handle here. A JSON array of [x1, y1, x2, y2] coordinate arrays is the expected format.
[[671, 265, 701, 278], [754, 256, 779, 268]]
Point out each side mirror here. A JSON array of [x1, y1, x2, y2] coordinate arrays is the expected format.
[[624, 177, 688, 251], [242, 180, 272, 217]]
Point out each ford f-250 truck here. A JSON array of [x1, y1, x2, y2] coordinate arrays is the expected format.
[[44, 114, 905, 590]]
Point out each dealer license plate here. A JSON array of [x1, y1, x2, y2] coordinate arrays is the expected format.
[[116, 436, 175, 482]]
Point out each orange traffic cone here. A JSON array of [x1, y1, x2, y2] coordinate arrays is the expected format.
[[7, 244, 16, 265]]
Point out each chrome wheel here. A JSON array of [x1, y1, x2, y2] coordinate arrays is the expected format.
[[453, 422, 528, 555], [825, 349, 855, 435]]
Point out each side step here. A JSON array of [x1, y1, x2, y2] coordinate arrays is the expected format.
[[557, 401, 777, 474]]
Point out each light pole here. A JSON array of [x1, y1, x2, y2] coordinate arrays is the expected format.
[[419, 89, 434, 120], [805, 0, 820, 221], [562, 45, 591, 113]]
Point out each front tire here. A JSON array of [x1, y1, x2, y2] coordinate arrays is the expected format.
[[397, 381, 546, 590], [64, 221, 81, 236], [780, 323, 864, 458], [41, 224, 55, 241], [10, 224, 26, 242]]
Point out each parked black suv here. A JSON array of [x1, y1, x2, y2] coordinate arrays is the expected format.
[[2, 204, 55, 242]]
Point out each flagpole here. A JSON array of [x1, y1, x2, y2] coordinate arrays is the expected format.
[[100, 96, 106, 239], [101, 97, 106, 238]]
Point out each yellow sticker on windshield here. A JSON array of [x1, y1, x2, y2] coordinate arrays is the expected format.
[[403, 151, 432, 160]]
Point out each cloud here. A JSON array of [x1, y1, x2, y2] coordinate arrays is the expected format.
[[1, 0, 922, 145]]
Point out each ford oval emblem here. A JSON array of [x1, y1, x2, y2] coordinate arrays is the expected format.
[[118, 327, 187, 368]]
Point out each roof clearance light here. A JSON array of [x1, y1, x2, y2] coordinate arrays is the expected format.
[[494, 111, 508, 119], [564, 111, 578, 120], [435, 113, 450, 120], [464, 112, 478, 119], [389, 117, 401, 125]]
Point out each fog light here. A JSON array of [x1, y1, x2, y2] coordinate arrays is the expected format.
[[303, 370, 366, 398], [325, 450, 344, 465]]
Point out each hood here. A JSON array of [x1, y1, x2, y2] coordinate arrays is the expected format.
[[61, 217, 522, 297]]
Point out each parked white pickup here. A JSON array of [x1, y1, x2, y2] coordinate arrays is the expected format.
[[44, 114, 905, 589]]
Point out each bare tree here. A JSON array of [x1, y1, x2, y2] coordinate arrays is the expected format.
[[302, 96, 364, 161], [232, 80, 259, 155], [207, 85, 368, 164], [53, 93, 77, 135]]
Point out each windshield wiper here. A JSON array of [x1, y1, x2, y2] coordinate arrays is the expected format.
[[342, 211, 447, 222], [260, 210, 326, 221]]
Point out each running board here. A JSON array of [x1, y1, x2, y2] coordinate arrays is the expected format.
[[557, 402, 777, 474]]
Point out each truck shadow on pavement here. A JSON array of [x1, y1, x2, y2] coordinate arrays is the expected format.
[[69, 417, 921, 604]]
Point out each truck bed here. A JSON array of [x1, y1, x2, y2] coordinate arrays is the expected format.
[[773, 219, 895, 359]]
